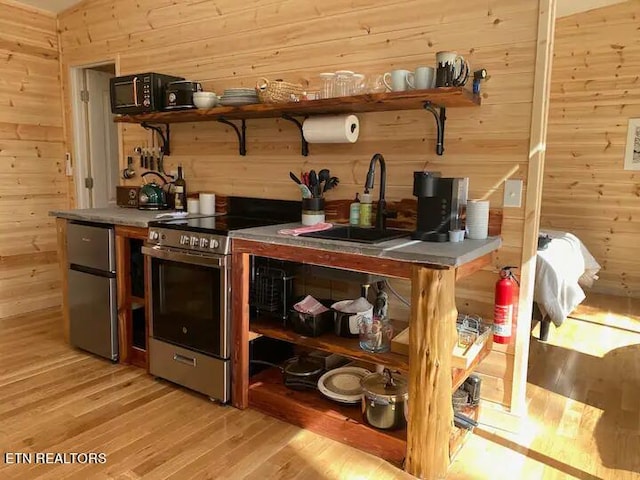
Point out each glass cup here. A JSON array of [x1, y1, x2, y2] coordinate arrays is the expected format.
[[319, 73, 335, 99], [366, 74, 387, 93], [352, 73, 366, 95], [359, 314, 393, 353], [334, 70, 354, 96]]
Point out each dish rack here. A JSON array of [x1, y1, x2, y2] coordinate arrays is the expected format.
[[250, 257, 296, 323]]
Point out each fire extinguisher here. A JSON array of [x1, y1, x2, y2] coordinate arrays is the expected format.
[[493, 266, 519, 344]]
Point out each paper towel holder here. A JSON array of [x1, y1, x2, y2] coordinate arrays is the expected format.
[[281, 114, 309, 156]]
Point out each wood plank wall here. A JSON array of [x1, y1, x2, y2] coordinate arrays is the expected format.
[[57, 0, 543, 409], [0, 2, 67, 318], [542, 0, 640, 298]]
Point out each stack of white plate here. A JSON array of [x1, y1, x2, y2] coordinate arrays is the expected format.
[[219, 88, 259, 106], [317, 366, 371, 404], [466, 200, 490, 239]]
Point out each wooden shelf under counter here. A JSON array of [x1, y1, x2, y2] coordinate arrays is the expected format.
[[249, 367, 479, 467], [249, 316, 493, 393]]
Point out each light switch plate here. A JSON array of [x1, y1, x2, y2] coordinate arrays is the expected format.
[[503, 179, 523, 208], [65, 152, 73, 177]]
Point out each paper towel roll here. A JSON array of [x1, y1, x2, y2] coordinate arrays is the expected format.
[[302, 115, 359, 143]]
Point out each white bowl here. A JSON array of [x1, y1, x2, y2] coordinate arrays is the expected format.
[[193, 91, 218, 109]]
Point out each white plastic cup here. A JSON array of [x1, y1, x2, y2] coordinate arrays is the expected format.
[[199, 193, 216, 215], [449, 229, 465, 242], [466, 200, 490, 239], [187, 198, 200, 214]]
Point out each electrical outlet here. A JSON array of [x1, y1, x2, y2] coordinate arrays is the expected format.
[[503, 179, 523, 208]]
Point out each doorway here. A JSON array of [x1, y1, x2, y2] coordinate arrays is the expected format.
[[70, 63, 119, 209]]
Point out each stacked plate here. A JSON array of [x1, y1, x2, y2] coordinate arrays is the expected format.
[[219, 88, 259, 106], [317, 366, 371, 404]]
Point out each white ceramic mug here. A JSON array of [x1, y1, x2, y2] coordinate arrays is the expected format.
[[383, 69, 415, 91], [414, 66, 435, 89]]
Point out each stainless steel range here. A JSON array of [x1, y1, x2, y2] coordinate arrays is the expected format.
[[143, 198, 300, 402]]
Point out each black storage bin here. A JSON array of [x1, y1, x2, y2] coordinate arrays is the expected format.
[[287, 299, 334, 337]]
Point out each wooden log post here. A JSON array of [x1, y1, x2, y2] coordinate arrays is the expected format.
[[406, 266, 457, 479], [232, 250, 250, 409]]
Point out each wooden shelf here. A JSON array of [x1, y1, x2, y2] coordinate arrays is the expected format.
[[250, 317, 410, 372], [249, 367, 407, 466], [114, 87, 479, 124], [249, 367, 480, 466], [452, 334, 493, 391], [250, 316, 493, 392]]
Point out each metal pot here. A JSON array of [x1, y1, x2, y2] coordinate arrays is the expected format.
[[361, 369, 408, 430]]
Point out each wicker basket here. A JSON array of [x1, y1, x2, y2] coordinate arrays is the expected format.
[[256, 77, 304, 104]]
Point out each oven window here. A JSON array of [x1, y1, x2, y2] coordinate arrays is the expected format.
[[114, 82, 135, 107], [151, 258, 224, 358]]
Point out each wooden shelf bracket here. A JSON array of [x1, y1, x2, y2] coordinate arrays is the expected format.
[[281, 114, 309, 156], [423, 102, 446, 156], [217, 117, 247, 155], [141, 122, 171, 156]]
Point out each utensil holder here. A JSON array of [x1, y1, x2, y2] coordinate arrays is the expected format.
[[301, 197, 325, 226]]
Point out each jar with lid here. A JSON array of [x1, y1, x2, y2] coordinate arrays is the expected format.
[[334, 70, 354, 97], [319, 72, 336, 99]]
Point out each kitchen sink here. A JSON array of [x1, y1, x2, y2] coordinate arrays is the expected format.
[[299, 225, 411, 244]]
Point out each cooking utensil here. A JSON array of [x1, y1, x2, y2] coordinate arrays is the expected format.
[[318, 169, 330, 195], [361, 368, 408, 430], [323, 176, 340, 192], [283, 355, 324, 390], [289, 172, 302, 185], [297, 184, 312, 199], [309, 170, 318, 196]]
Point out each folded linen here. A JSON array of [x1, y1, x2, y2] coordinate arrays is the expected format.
[[278, 222, 333, 236], [293, 295, 329, 315]]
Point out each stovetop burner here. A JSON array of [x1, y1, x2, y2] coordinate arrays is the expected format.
[[146, 197, 302, 256], [149, 215, 284, 235]]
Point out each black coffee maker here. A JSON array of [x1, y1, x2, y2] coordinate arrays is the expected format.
[[412, 171, 466, 242]]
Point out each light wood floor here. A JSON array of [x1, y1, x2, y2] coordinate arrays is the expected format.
[[1, 297, 639, 480]]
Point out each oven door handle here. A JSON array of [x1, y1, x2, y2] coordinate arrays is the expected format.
[[142, 245, 227, 268]]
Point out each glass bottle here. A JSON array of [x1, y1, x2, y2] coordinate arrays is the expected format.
[[173, 165, 187, 211]]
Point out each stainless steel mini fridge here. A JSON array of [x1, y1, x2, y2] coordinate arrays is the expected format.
[[67, 222, 118, 361]]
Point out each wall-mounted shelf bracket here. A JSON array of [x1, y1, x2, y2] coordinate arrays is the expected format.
[[281, 114, 309, 156], [217, 117, 247, 156], [423, 102, 446, 156], [141, 122, 171, 156]]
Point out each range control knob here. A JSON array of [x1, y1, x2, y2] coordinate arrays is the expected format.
[[180, 235, 190, 245], [199, 238, 209, 248], [190, 236, 199, 247], [209, 239, 220, 249], [148, 230, 159, 241], [142, 98, 150, 107]]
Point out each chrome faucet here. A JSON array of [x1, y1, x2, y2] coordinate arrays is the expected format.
[[365, 153, 397, 230]]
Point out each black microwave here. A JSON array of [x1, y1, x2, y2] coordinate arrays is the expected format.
[[110, 72, 184, 114]]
